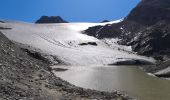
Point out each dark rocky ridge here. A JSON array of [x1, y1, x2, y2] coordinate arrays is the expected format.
[[121, 0, 170, 58], [36, 16, 68, 23], [84, 0, 170, 58], [0, 20, 5, 23], [0, 31, 131, 99], [126, 0, 170, 26], [128, 22, 170, 56], [84, 24, 121, 39]]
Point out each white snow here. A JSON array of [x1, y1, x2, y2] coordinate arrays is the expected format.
[[0, 19, 155, 65], [155, 67, 170, 75], [100, 18, 124, 25]]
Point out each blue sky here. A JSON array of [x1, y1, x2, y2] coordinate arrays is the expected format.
[[0, 0, 140, 22]]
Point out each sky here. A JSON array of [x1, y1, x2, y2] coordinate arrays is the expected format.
[[0, 0, 140, 23]]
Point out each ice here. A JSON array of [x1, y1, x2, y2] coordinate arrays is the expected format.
[[0, 20, 155, 65]]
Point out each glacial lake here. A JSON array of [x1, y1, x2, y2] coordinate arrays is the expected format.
[[52, 65, 170, 100]]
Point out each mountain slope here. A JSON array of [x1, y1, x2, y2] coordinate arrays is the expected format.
[[82, 0, 170, 76], [126, 0, 170, 26], [84, 0, 170, 58]]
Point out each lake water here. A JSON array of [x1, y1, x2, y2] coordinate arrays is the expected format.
[[52, 65, 170, 100]]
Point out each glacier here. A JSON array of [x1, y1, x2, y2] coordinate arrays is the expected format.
[[0, 19, 155, 65]]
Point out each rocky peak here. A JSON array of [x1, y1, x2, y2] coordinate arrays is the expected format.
[[35, 16, 68, 23], [139, 0, 170, 6], [126, 0, 170, 26]]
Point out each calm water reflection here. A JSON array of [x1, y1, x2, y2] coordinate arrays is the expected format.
[[52, 66, 170, 100]]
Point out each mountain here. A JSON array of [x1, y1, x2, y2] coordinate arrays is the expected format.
[[124, 0, 170, 56], [84, 0, 170, 60], [1, 0, 170, 99], [3, 0, 170, 99], [35, 16, 68, 23], [126, 0, 170, 26]]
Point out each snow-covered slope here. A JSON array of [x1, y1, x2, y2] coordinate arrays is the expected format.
[[0, 20, 155, 65]]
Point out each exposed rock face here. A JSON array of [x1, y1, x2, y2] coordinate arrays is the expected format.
[[79, 42, 98, 46], [83, 24, 121, 39], [128, 22, 170, 56], [84, 0, 170, 58], [122, 0, 170, 57], [127, 0, 170, 26], [35, 16, 68, 23]]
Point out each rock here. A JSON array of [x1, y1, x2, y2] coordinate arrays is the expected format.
[[35, 16, 68, 23], [79, 42, 97, 46], [52, 68, 68, 72], [0, 20, 5, 23], [129, 22, 170, 56], [0, 27, 11, 30], [21, 48, 51, 64], [114, 59, 137, 65], [126, 0, 170, 26], [83, 24, 121, 39]]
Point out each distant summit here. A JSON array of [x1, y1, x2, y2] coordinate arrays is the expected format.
[[101, 20, 109, 23], [35, 16, 68, 23]]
